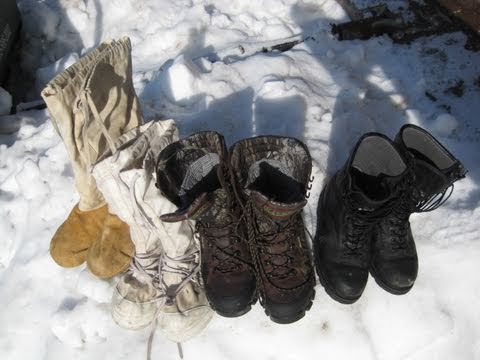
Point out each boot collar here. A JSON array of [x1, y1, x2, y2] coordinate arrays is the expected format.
[[160, 192, 214, 222], [250, 190, 306, 221]]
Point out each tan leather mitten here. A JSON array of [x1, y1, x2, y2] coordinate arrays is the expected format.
[[86, 213, 135, 278], [50, 204, 108, 268]]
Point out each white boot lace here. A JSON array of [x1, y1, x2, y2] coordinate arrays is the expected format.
[[127, 174, 200, 360]]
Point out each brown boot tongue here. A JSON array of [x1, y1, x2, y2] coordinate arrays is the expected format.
[[160, 193, 214, 222], [250, 190, 306, 221]]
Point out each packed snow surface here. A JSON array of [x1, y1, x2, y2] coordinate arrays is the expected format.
[[1, 0, 480, 359]]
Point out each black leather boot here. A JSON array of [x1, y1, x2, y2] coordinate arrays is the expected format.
[[314, 133, 410, 304], [370, 124, 466, 294]]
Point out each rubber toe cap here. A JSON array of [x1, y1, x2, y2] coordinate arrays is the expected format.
[[207, 274, 257, 317], [373, 258, 418, 294], [324, 265, 368, 303]]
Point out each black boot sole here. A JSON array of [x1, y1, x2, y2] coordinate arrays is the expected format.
[[209, 293, 258, 318], [264, 287, 316, 324], [369, 265, 414, 295], [215, 304, 252, 318]]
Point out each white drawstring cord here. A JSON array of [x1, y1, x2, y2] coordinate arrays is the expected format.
[[84, 89, 118, 154], [79, 89, 118, 170]]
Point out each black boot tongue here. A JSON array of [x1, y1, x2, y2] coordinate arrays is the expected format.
[[350, 172, 405, 211], [348, 190, 384, 211], [160, 192, 214, 222], [250, 190, 306, 221]]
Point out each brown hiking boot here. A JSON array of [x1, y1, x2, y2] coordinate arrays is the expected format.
[[156, 131, 257, 317], [230, 136, 315, 324]]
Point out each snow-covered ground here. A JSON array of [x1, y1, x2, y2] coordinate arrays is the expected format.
[[1, 0, 480, 359]]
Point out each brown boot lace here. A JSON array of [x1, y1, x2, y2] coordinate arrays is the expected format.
[[249, 205, 299, 280]]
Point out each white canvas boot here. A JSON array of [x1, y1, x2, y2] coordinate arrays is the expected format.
[[92, 120, 213, 348]]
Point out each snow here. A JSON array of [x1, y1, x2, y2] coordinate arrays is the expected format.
[[35, 53, 80, 95], [431, 113, 459, 136], [1, 0, 480, 359]]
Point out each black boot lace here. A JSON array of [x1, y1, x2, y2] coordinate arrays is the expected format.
[[413, 185, 454, 212], [196, 161, 252, 274], [388, 169, 460, 251], [249, 202, 300, 280], [343, 193, 394, 257], [384, 175, 415, 251], [387, 200, 411, 251], [195, 211, 248, 274], [344, 209, 383, 256], [407, 155, 466, 213]]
